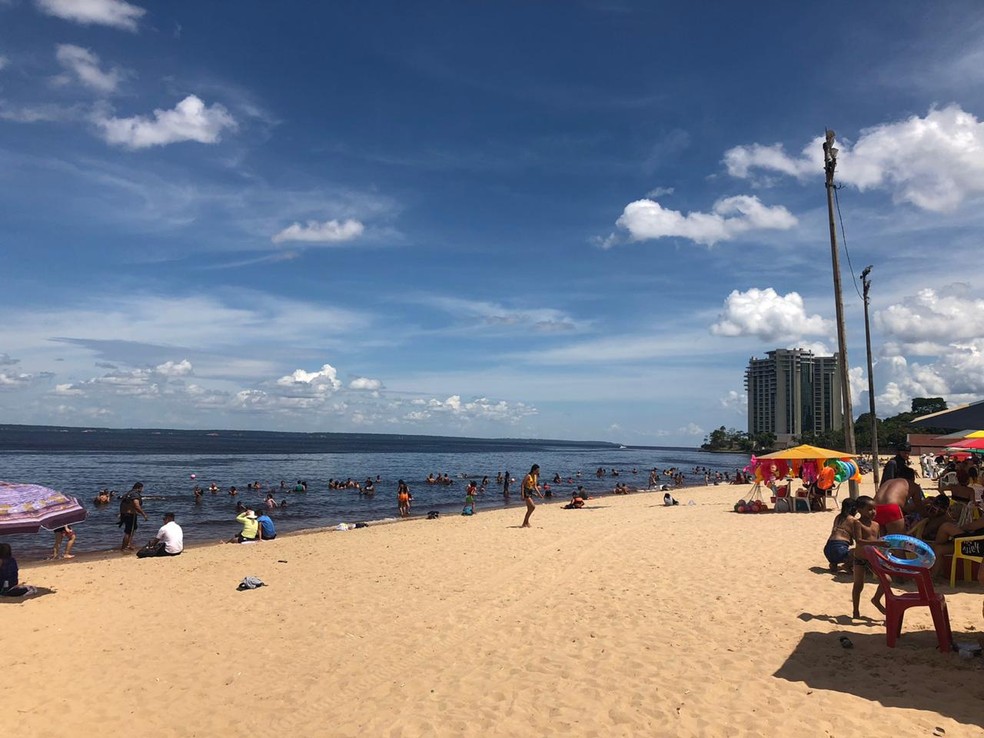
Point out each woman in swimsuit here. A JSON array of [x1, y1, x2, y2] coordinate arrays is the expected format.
[[521, 464, 542, 528], [824, 498, 857, 572]]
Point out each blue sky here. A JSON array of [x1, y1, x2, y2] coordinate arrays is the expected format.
[[3, 0, 984, 444]]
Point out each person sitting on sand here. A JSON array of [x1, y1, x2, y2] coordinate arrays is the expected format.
[[564, 488, 586, 509], [137, 512, 183, 558], [663, 492, 679, 506], [824, 499, 857, 573], [51, 525, 76, 560], [228, 509, 259, 543], [851, 496, 890, 619], [257, 511, 276, 540], [0, 543, 35, 597]]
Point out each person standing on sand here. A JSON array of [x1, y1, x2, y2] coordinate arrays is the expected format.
[[51, 525, 76, 559], [521, 464, 543, 528], [872, 466, 923, 534], [119, 482, 149, 551]]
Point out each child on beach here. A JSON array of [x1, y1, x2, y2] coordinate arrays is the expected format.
[[850, 496, 889, 619], [397, 480, 412, 518], [521, 464, 543, 528], [463, 489, 475, 516], [824, 498, 857, 572], [51, 525, 76, 559]]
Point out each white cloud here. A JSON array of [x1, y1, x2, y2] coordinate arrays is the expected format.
[[710, 288, 832, 342], [349, 377, 383, 391], [611, 195, 797, 246], [720, 390, 747, 414], [55, 44, 123, 93], [875, 285, 984, 348], [725, 105, 984, 213], [678, 422, 704, 436], [0, 101, 82, 123], [0, 371, 36, 389], [271, 218, 365, 245], [35, 0, 145, 32], [276, 364, 342, 394], [645, 186, 674, 198], [154, 359, 192, 377], [94, 95, 237, 149], [402, 395, 536, 424], [418, 296, 582, 333]]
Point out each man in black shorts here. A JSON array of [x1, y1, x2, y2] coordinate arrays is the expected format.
[[119, 482, 149, 551]]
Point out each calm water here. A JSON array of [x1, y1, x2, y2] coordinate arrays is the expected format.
[[0, 435, 749, 559]]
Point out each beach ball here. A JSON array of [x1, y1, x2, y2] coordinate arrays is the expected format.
[[190, 474, 197, 479], [738, 504, 747, 513]]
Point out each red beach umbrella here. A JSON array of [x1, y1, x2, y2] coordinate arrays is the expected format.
[[0, 481, 88, 535]]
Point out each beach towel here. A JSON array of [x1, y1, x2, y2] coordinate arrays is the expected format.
[[237, 576, 265, 591]]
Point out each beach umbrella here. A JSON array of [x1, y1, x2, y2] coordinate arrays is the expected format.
[[0, 481, 88, 535], [944, 438, 984, 451], [757, 444, 856, 460]]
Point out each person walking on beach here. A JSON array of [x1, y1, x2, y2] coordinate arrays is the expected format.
[[521, 464, 543, 528], [119, 482, 149, 551]]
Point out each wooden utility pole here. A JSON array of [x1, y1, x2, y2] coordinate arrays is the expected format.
[[823, 130, 859, 499], [861, 266, 880, 486]]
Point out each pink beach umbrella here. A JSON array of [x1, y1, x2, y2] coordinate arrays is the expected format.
[[0, 481, 88, 535]]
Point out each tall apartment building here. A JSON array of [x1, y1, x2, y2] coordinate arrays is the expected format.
[[744, 348, 843, 445]]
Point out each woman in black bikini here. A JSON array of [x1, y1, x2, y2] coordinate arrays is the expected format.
[[521, 464, 543, 528]]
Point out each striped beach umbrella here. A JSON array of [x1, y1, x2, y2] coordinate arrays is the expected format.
[[0, 481, 88, 535]]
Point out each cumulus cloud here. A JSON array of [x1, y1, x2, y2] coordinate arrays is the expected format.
[[271, 218, 365, 245], [875, 285, 984, 348], [645, 186, 675, 198], [35, 0, 145, 31], [349, 377, 383, 391], [710, 288, 832, 342], [725, 105, 984, 213], [611, 195, 797, 246], [276, 364, 342, 394], [0, 371, 36, 389], [402, 395, 536, 424], [720, 390, 748, 414], [94, 95, 237, 149], [55, 359, 196, 400], [55, 44, 123, 93]]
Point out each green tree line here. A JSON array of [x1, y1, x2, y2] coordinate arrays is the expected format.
[[703, 397, 949, 453]]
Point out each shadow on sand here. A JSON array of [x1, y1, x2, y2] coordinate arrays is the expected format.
[[774, 630, 982, 728], [0, 586, 56, 602]]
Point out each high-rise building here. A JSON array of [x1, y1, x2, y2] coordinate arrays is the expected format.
[[745, 348, 843, 445]]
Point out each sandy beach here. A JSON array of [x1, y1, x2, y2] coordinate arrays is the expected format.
[[4, 476, 983, 738]]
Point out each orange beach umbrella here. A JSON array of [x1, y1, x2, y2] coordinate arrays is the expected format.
[[756, 444, 856, 460]]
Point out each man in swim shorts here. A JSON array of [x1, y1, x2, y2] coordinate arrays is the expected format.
[[872, 467, 922, 534], [118, 482, 149, 551]]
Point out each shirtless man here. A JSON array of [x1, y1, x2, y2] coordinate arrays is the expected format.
[[872, 466, 923, 534]]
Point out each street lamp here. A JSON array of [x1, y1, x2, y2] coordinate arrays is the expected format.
[[860, 266, 880, 485]]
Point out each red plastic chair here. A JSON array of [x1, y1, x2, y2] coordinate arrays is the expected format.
[[863, 547, 952, 652]]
